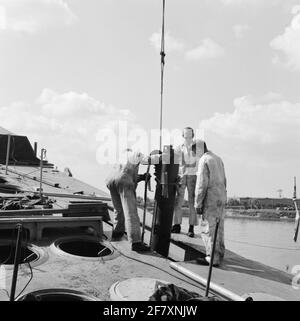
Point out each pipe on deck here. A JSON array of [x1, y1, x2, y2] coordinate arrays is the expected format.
[[170, 261, 252, 301], [10, 223, 23, 301]]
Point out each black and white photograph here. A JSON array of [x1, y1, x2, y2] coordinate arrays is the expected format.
[[0, 0, 300, 310]]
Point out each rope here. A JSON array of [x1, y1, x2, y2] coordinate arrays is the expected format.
[[14, 228, 34, 300], [225, 238, 300, 251], [109, 242, 208, 293], [13, 163, 36, 192], [159, 0, 166, 151]]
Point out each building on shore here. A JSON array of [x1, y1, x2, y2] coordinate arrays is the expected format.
[[234, 197, 296, 210]]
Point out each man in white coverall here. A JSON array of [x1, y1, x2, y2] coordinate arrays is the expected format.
[[171, 127, 204, 237], [106, 148, 158, 252], [194, 143, 227, 266]]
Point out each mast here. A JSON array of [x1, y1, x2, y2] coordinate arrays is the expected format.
[[293, 176, 299, 242], [159, 0, 166, 151]]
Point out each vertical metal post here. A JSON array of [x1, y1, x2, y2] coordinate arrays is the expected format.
[[293, 176, 299, 242], [34, 142, 37, 157], [159, 0, 166, 151], [10, 223, 23, 301], [39, 149, 45, 200], [5, 135, 11, 175], [205, 217, 220, 297]]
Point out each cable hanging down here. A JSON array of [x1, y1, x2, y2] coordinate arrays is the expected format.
[[159, 0, 166, 151]]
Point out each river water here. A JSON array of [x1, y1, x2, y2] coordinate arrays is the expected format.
[[221, 218, 300, 273], [183, 216, 300, 272]]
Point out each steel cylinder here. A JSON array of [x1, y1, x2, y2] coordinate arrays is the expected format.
[[150, 145, 179, 257]]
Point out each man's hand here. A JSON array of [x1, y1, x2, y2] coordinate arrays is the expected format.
[[144, 173, 151, 183], [196, 208, 204, 222], [137, 173, 151, 183], [196, 207, 203, 215], [137, 174, 144, 183], [150, 150, 161, 156]]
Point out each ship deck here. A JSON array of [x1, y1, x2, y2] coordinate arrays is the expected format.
[[0, 165, 299, 301]]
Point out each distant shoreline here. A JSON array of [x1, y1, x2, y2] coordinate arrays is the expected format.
[[225, 213, 294, 222], [224, 209, 296, 222], [137, 205, 296, 222]]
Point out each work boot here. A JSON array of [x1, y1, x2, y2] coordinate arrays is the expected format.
[[111, 231, 124, 241], [205, 256, 221, 267], [171, 224, 181, 234], [196, 257, 209, 266], [197, 256, 221, 267], [131, 242, 151, 252], [187, 225, 194, 238]]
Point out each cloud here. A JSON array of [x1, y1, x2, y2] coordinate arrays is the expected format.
[[219, 0, 280, 6], [270, 5, 300, 70], [36, 88, 108, 118], [0, 0, 77, 33], [150, 32, 224, 62], [200, 93, 300, 161], [233, 24, 251, 39], [149, 31, 185, 53], [185, 38, 225, 61], [221, 0, 253, 4], [0, 89, 137, 188], [198, 93, 300, 196], [221, 0, 258, 5]]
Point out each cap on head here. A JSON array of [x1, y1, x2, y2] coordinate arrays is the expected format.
[[192, 139, 208, 154], [182, 127, 194, 138]]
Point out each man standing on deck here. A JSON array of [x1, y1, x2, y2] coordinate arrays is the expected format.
[[105, 148, 157, 252], [194, 142, 227, 267], [171, 127, 204, 237]]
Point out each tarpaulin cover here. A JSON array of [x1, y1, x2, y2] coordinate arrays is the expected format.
[[0, 134, 40, 165], [148, 282, 220, 301]]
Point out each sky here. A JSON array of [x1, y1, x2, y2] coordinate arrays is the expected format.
[[1, 0, 300, 198]]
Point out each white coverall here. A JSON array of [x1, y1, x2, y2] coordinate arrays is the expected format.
[[105, 150, 158, 244], [194, 151, 227, 264], [173, 140, 204, 226]]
